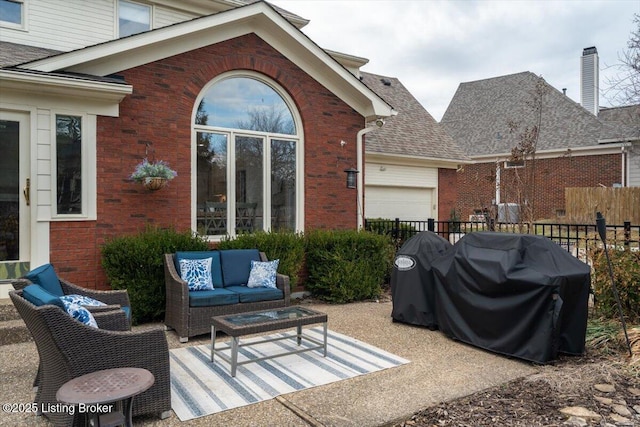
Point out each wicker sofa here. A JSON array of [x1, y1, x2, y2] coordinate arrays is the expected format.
[[9, 289, 171, 426], [164, 249, 290, 342]]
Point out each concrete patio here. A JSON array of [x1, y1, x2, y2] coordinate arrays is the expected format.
[[0, 298, 537, 426]]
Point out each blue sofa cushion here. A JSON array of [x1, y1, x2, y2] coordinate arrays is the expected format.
[[220, 249, 261, 286], [175, 251, 223, 288], [188, 288, 239, 307], [225, 286, 284, 304], [22, 284, 65, 309], [25, 263, 64, 296]]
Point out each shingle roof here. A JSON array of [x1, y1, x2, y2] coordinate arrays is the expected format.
[[0, 41, 60, 67], [440, 72, 638, 157], [361, 72, 469, 161], [598, 104, 640, 133]]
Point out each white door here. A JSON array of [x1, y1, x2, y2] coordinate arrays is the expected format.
[[365, 186, 433, 221], [0, 111, 31, 293]]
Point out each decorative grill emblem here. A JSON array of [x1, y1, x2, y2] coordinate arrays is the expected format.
[[394, 256, 416, 271]]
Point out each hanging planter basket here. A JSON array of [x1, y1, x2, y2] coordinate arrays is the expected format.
[[130, 158, 177, 192], [143, 177, 168, 191]]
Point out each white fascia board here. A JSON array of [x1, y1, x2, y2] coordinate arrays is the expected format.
[[0, 69, 132, 104], [470, 142, 632, 162], [366, 151, 470, 168], [20, 3, 392, 121], [325, 50, 369, 69]]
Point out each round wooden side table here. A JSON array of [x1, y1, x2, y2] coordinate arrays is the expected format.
[[56, 367, 154, 427]]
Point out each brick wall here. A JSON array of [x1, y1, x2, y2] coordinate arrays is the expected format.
[[50, 34, 365, 289], [453, 153, 622, 221], [438, 168, 458, 221]]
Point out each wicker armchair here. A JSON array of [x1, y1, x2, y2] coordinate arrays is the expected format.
[[9, 290, 171, 427], [12, 277, 131, 318]]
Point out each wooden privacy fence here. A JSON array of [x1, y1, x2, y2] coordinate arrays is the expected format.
[[565, 187, 640, 224]]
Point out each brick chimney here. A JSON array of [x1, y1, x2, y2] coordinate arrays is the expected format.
[[580, 46, 599, 115]]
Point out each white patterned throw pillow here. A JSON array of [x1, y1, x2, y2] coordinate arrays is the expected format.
[[61, 300, 98, 328], [179, 257, 214, 291], [60, 294, 107, 307], [247, 259, 279, 289]]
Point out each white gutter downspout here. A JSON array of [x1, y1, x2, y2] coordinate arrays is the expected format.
[[356, 119, 385, 229], [622, 146, 628, 187], [495, 160, 501, 205]]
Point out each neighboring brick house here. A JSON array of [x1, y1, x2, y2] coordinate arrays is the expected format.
[[0, 1, 396, 291], [440, 71, 638, 222], [360, 72, 469, 222], [598, 105, 640, 186]]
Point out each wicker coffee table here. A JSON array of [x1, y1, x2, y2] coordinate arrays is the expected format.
[[211, 306, 328, 377]]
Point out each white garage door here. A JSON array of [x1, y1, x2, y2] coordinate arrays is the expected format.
[[365, 186, 433, 221]]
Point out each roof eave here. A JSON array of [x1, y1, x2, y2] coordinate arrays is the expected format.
[[0, 69, 132, 103], [470, 142, 632, 161]]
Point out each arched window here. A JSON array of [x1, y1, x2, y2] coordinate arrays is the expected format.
[[193, 73, 303, 237]]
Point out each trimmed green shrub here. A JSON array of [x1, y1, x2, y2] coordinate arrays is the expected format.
[[589, 245, 640, 323], [305, 229, 394, 303], [101, 226, 209, 324], [217, 231, 305, 289]]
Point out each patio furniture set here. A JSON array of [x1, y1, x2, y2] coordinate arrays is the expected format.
[[10, 248, 327, 426]]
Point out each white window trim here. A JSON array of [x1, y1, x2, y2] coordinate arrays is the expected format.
[[0, 0, 27, 31], [50, 112, 97, 221], [116, 0, 153, 38], [503, 160, 525, 169], [191, 71, 305, 239]]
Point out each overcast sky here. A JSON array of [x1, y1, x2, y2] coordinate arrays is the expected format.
[[270, 0, 639, 121]]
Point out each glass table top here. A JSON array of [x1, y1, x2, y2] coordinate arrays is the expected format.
[[223, 306, 320, 326]]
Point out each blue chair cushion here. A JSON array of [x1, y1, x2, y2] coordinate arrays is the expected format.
[[188, 288, 239, 307], [220, 249, 261, 286], [25, 264, 64, 296], [175, 251, 223, 288], [225, 286, 284, 303], [121, 306, 131, 321], [22, 284, 65, 309]]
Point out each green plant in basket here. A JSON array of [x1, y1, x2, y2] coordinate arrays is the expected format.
[[130, 158, 177, 182]]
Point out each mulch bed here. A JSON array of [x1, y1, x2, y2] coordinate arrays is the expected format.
[[395, 353, 639, 427]]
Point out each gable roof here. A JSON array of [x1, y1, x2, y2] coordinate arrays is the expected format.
[[440, 72, 636, 158], [11, 1, 393, 122], [361, 72, 469, 163]]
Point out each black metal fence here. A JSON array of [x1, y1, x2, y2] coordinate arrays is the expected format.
[[364, 218, 640, 261]]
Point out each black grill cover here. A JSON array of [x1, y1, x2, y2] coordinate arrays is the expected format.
[[390, 232, 452, 329], [432, 232, 591, 364]]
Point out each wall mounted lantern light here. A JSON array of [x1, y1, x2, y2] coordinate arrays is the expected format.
[[344, 168, 359, 189]]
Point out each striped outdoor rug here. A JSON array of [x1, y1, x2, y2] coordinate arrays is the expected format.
[[170, 327, 410, 421]]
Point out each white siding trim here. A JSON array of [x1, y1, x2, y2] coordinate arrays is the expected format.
[[629, 143, 640, 187], [366, 163, 437, 188]]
